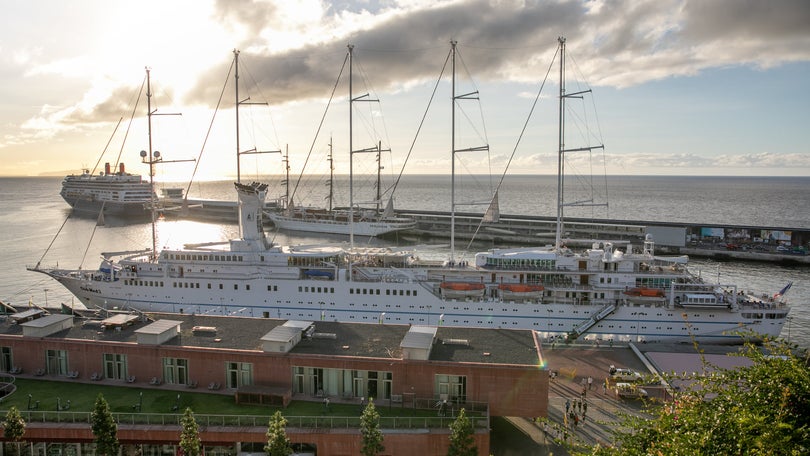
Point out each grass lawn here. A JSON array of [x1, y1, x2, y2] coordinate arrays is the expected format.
[[0, 379, 458, 421]]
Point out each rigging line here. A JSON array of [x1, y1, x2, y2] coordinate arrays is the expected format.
[[111, 76, 147, 171], [102, 117, 124, 170], [288, 52, 349, 208], [564, 50, 609, 217], [455, 46, 491, 159], [184, 57, 235, 201], [238, 58, 283, 150], [80, 201, 106, 269], [72, 116, 123, 210], [269, 51, 349, 245], [463, 44, 560, 254], [33, 212, 75, 270], [112, 78, 147, 176], [384, 48, 453, 201]]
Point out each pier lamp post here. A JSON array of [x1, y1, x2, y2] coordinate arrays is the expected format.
[[43, 288, 48, 307]]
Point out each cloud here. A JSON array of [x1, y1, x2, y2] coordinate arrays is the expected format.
[[61, 0, 810, 124], [179, 0, 810, 109]]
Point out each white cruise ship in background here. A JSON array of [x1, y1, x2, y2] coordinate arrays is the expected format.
[[60, 162, 154, 218]]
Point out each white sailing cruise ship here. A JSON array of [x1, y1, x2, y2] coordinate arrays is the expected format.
[[31, 179, 790, 344], [32, 40, 791, 344]]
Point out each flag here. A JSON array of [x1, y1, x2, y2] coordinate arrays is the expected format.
[[774, 282, 793, 299]]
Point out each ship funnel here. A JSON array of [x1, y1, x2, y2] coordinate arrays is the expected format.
[[233, 181, 269, 250], [104, 162, 111, 175], [119, 163, 125, 174]]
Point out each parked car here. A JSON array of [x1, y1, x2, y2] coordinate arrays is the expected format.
[[615, 382, 648, 399], [609, 365, 642, 382]]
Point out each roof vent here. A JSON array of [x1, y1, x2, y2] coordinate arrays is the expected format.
[[442, 338, 469, 346]]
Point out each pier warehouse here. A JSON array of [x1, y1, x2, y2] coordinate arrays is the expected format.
[[0, 311, 547, 456]]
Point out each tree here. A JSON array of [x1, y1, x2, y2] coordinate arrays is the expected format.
[[179, 407, 202, 456], [264, 410, 293, 456], [90, 394, 119, 456], [447, 408, 476, 456], [2, 406, 26, 456], [360, 398, 385, 456], [589, 337, 810, 455]]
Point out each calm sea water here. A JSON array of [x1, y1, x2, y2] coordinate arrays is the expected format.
[[1, 175, 808, 347]]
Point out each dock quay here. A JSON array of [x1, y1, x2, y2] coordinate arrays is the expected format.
[[397, 210, 810, 264], [161, 199, 810, 264]]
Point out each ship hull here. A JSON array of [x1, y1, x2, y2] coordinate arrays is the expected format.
[[40, 268, 787, 344], [266, 213, 416, 236]]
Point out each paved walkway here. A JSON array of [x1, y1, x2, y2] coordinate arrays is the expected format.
[[539, 343, 652, 450]]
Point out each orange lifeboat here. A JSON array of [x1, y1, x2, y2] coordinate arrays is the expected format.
[[498, 283, 544, 301], [440, 282, 485, 299], [623, 287, 665, 298]]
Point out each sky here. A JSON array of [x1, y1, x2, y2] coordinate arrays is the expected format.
[[1, 0, 809, 179]]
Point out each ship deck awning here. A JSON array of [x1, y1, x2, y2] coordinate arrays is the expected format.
[[101, 313, 140, 330]]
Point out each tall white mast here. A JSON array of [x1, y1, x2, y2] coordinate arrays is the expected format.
[[233, 49, 280, 185], [553, 37, 606, 251]]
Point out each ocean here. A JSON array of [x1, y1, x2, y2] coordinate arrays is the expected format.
[[1, 175, 808, 347]]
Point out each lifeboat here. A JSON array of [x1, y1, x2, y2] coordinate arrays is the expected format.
[[623, 287, 665, 298], [440, 282, 486, 299], [498, 284, 544, 301]]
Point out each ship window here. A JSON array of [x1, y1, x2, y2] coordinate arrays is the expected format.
[[208, 284, 211, 289], [414, 290, 417, 296], [234, 284, 238, 290], [246, 285, 251, 291], [375, 289, 380, 295], [219, 284, 223, 290], [363, 289, 367, 295], [298, 287, 302, 292], [330, 288, 334, 293], [160, 281, 164, 287], [406, 290, 411, 296], [399, 290, 404, 296]]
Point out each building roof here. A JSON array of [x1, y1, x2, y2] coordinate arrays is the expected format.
[[0, 310, 540, 366]]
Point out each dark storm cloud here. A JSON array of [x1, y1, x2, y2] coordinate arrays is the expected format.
[[186, 0, 586, 106], [86, 0, 810, 114], [682, 0, 810, 42]]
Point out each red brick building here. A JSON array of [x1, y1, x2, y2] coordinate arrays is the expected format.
[[0, 310, 548, 455]]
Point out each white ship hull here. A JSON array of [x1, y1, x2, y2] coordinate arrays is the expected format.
[[266, 212, 416, 236], [42, 265, 787, 344]]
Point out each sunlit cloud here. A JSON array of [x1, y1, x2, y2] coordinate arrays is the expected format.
[[0, 0, 808, 177]]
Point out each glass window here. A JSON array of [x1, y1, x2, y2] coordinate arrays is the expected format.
[[162, 358, 189, 385], [103, 353, 128, 380]]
